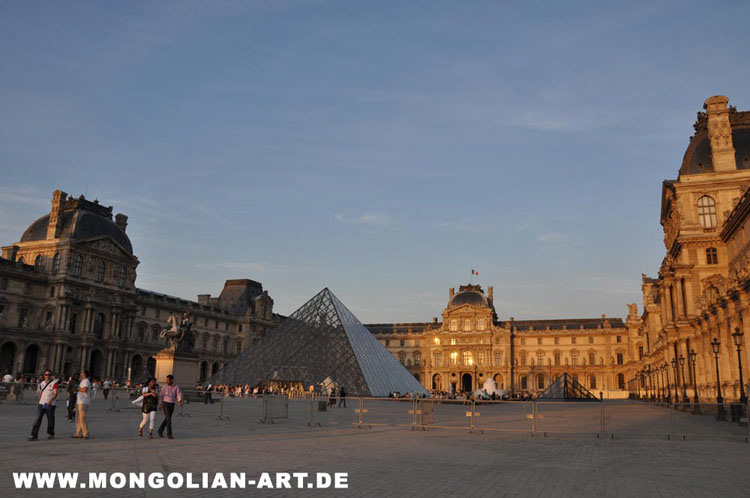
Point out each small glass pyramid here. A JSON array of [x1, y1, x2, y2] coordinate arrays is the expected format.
[[536, 373, 597, 401], [211, 288, 429, 397]]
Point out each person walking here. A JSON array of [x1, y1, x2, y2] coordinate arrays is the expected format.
[[157, 375, 183, 439], [204, 383, 214, 404], [328, 386, 336, 408], [338, 386, 346, 408], [65, 374, 78, 422], [28, 370, 59, 441], [137, 378, 158, 439], [72, 370, 91, 439], [102, 378, 112, 400]]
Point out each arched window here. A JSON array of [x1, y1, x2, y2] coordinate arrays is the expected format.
[[697, 195, 717, 228], [71, 255, 83, 277], [34, 255, 43, 271], [52, 253, 60, 274], [118, 266, 126, 287], [96, 262, 105, 282]]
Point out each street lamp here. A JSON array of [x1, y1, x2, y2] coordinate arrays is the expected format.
[[711, 337, 727, 421], [658, 365, 666, 402], [639, 370, 645, 400], [689, 350, 699, 414], [679, 355, 689, 404], [671, 358, 679, 406], [648, 366, 655, 402], [663, 362, 671, 404], [732, 328, 747, 405]]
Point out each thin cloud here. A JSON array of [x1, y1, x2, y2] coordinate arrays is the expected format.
[[334, 213, 392, 228]]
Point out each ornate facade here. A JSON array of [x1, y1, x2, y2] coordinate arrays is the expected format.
[[368, 285, 638, 398], [0, 191, 279, 382], [633, 95, 750, 403]]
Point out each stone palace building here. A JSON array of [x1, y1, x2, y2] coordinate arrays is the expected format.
[[0, 192, 279, 382], [370, 95, 750, 402]]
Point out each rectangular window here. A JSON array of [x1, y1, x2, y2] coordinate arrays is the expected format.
[[463, 319, 471, 331], [494, 352, 502, 366], [450, 351, 458, 366], [433, 352, 441, 367], [554, 352, 561, 366], [69, 313, 77, 334], [706, 247, 718, 265], [450, 320, 457, 332], [616, 335, 622, 343], [23, 283, 31, 295], [450, 338, 456, 345], [477, 351, 485, 365], [589, 352, 596, 365], [385, 339, 390, 347], [616, 353, 624, 365], [571, 337, 576, 345], [18, 307, 29, 328], [400, 339, 405, 347], [537, 337, 542, 345], [554, 337, 559, 345], [571, 352, 578, 366], [638, 346, 644, 360], [588, 336, 594, 344]]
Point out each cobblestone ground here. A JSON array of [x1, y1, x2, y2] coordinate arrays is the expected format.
[[2, 392, 749, 497]]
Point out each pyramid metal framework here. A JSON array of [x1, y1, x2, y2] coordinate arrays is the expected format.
[[536, 373, 598, 401], [209, 288, 428, 397]]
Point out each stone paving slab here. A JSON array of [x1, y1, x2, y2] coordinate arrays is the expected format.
[[1, 394, 749, 497]]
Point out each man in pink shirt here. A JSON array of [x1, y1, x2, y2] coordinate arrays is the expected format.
[[157, 374, 183, 439]]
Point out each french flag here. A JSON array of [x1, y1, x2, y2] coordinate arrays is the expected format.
[[471, 269, 479, 276]]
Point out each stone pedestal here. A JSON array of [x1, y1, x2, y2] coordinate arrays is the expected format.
[[154, 348, 200, 386]]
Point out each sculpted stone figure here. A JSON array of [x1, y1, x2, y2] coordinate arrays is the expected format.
[[160, 312, 195, 353]]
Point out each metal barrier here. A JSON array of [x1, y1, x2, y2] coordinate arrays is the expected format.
[[260, 395, 289, 424]]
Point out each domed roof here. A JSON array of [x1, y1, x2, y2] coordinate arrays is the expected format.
[[448, 285, 489, 308], [20, 197, 133, 254], [680, 109, 750, 176]]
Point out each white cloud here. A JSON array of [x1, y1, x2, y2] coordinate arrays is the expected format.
[[334, 213, 392, 228]]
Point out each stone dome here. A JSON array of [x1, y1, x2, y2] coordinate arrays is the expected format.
[[20, 196, 133, 254], [448, 285, 489, 308], [680, 107, 750, 176]]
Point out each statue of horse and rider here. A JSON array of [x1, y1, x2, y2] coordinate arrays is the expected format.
[[160, 312, 195, 352]]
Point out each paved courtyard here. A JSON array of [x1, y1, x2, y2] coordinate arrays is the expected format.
[[1, 392, 749, 497]]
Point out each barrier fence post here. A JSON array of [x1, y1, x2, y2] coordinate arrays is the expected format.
[[307, 395, 321, 427], [600, 398, 605, 437], [216, 394, 230, 421], [107, 387, 120, 413], [669, 401, 675, 440]]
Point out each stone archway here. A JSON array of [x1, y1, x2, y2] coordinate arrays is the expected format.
[[23, 344, 39, 375], [0, 341, 16, 376], [493, 373, 504, 390], [89, 349, 105, 379], [461, 373, 472, 393], [432, 373, 442, 390]]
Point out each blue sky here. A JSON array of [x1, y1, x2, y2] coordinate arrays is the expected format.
[[1, 0, 749, 322]]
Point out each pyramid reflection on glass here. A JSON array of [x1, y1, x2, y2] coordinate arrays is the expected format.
[[536, 373, 598, 401], [210, 288, 428, 397]]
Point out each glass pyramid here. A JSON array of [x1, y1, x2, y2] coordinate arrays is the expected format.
[[536, 373, 597, 401], [210, 288, 428, 397]]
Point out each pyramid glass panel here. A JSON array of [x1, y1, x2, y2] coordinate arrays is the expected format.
[[536, 373, 597, 401], [210, 288, 428, 397]]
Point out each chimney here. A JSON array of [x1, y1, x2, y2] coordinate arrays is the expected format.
[[449, 287, 454, 298], [115, 213, 128, 232], [46, 190, 67, 240], [488, 286, 494, 301], [704, 96, 736, 171], [433, 317, 438, 324]]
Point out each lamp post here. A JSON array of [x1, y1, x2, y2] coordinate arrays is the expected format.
[[663, 362, 671, 404], [474, 363, 478, 393], [711, 337, 727, 421], [657, 365, 665, 402], [689, 350, 699, 414], [648, 366, 655, 402], [671, 358, 679, 406], [732, 328, 747, 405], [639, 370, 645, 400], [679, 355, 689, 404]]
